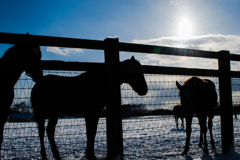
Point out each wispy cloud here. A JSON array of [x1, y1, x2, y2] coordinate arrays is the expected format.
[[132, 34, 240, 70], [46, 47, 83, 56], [108, 35, 118, 38], [132, 34, 240, 53]]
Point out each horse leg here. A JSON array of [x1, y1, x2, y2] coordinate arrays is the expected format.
[[198, 117, 203, 147], [46, 113, 60, 160], [0, 109, 9, 142], [181, 117, 184, 128], [182, 116, 192, 155], [0, 92, 14, 158], [175, 116, 178, 128], [85, 111, 101, 160], [199, 116, 208, 154], [35, 113, 47, 160], [0, 110, 9, 158], [208, 114, 216, 150]]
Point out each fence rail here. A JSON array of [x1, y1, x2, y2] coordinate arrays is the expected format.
[[0, 32, 238, 158], [119, 42, 219, 59]]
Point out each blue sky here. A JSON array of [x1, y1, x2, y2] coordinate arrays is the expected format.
[[1, 0, 240, 70]]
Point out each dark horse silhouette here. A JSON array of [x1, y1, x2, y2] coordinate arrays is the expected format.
[[233, 107, 238, 119], [31, 56, 148, 160], [0, 42, 43, 156], [176, 77, 217, 155], [173, 104, 185, 128]]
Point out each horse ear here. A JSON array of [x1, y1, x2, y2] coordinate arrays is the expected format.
[[131, 56, 135, 61], [176, 81, 182, 90]]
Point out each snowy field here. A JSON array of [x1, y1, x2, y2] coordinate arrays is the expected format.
[[1, 115, 240, 160], [2, 63, 240, 159]]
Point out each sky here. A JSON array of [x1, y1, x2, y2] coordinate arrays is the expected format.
[[1, 0, 240, 70], [2, 2, 240, 157]]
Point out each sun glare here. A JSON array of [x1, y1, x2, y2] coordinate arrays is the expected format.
[[178, 18, 193, 39]]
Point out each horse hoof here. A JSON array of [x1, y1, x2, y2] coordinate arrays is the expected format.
[[86, 155, 98, 160], [204, 149, 209, 154], [202, 152, 209, 157], [41, 154, 48, 160], [212, 149, 218, 156], [181, 150, 188, 155], [53, 154, 62, 160]]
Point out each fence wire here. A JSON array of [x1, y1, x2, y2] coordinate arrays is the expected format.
[[232, 78, 240, 151], [1, 72, 240, 159], [121, 75, 222, 159]]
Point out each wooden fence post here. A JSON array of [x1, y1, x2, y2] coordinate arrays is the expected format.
[[218, 50, 234, 154], [104, 38, 123, 160]]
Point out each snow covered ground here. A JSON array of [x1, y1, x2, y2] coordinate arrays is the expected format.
[[1, 115, 240, 160]]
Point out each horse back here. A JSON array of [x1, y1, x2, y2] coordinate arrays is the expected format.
[[31, 74, 106, 116], [201, 79, 217, 103], [191, 79, 217, 114]]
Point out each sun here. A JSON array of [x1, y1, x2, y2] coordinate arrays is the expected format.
[[178, 18, 193, 39]]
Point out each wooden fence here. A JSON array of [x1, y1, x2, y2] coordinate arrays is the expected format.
[[0, 32, 239, 159]]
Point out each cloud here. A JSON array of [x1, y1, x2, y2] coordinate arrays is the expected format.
[[132, 34, 240, 70], [140, 53, 219, 69], [46, 47, 83, 56], [132, 34, 240, 54], [108, 35, 118, 38]]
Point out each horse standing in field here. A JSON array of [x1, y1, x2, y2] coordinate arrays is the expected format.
[[233, 107, 238, 119], [173, 104, 185, 128], [176, 77, 217, 155], [0, 42, 43, 155], [31, 56, 148, 160]]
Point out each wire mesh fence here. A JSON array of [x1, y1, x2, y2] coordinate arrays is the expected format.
[[232, 78, 240, 150], [2, 71, 240, 159], [121, 75, 222, 159]]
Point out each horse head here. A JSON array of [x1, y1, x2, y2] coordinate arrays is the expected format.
[[1, 33, 43, 82], [23, 44, 43, 82], [120, 56, 148, 96], [176, 81, 193, 108], [176, 77, 200, 109]]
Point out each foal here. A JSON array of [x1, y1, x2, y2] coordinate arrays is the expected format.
[[176, 77, 217, 155], [31, 56, 148, 160], [173, 104, 184, 128]]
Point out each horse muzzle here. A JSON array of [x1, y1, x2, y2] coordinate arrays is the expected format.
[[26, 70, 43, 82], [136, 83, 148, 96]]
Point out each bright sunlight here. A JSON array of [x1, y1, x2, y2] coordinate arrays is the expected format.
[[178, 18, 193, 39]]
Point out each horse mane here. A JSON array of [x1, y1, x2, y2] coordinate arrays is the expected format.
[[121, 57, 140, 65], [182, 77, 203, 87], [182, 77, 215, 91], [1, 45, 21, 60], [2, 44, 42, 61], [182, 77, 196, 86], [80, 58, 141, 78]]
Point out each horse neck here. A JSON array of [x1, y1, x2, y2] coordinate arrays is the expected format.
[[119, 72, 132, 85], [0, 68, 23, 89], [0, 47, 24, 89]]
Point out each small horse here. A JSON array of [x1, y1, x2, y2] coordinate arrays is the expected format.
[[233, 107, 238, 119], [176, 77, 217, 155], [0, 41, 43, 155], [31, 56, 148, 160], [173, 104, 184, 128]]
